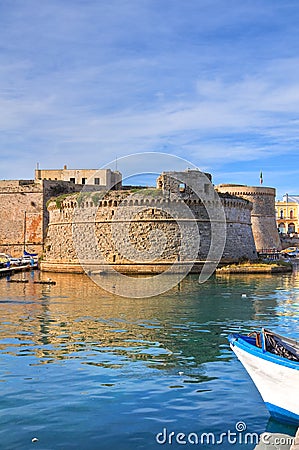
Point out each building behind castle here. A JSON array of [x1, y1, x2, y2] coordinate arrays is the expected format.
[[275, 194, 299, 235]]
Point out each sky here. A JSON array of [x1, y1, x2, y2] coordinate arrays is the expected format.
[[1, 0, 299, 198]]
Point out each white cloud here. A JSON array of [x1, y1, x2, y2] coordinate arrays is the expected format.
[[0, 0, 299, 195]]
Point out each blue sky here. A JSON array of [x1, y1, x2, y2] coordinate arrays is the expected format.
[[1, 0, 299, 198]]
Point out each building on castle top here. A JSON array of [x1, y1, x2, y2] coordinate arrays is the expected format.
[[35, 165, 122, 190], [156, 170, 213, 198]]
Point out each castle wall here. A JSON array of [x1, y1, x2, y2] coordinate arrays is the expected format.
[[1, 171, 277, 268], [41, 190, 257, 274], [216, 184, 281, 252], [0, 180, 83, 257], [0, 181, 44, 256]]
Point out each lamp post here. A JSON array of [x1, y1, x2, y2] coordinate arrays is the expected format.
[[23, 211, 27, 252]]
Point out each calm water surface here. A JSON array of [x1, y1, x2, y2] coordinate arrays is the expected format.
[[0, 269, 298, 449]]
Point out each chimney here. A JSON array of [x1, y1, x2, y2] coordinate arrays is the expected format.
[[63, 165, 67, 170]]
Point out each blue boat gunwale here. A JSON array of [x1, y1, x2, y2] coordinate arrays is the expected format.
[[228, 333, 299, 370]]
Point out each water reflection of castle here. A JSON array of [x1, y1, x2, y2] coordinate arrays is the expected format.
[[2, 271, 293, 370]]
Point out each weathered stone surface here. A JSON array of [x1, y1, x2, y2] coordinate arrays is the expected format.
[[0, 179, 82, 256], [217, 184, 281, 252], [41, 188, 257, 273], [1, 173, 279, 272]]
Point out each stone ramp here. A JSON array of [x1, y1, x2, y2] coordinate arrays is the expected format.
[[291, 428, 299, 450]]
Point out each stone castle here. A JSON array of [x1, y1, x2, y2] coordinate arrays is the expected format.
[[0, 167, 281, 274]]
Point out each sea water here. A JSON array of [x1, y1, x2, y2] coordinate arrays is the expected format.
[[0, 269, 298, 449]]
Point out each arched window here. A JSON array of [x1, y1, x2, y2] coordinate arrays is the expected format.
[[280, 210, 284, 219], [290, 210, 294, 219], [278, 223, 285, 234], [288, 223, 295, 234]]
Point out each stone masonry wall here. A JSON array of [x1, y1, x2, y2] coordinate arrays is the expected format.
[[41, 190, 257, 273], [0, 179, 84, 257], [0, 181, 44, 256]]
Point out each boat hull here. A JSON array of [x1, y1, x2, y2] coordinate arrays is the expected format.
[[229, 335, 299, 425]]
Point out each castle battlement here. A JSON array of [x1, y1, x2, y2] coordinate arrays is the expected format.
[[47, 190, 253, 212]]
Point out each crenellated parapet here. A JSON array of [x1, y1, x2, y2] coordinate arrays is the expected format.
[[47, 190, 253, 212]]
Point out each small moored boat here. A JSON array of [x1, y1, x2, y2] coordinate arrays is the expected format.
[[228, 329, 299, 424]]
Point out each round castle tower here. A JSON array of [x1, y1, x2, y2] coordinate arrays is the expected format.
[[216, 184, 281, 252]]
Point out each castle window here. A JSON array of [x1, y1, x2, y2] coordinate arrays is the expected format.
[[112, 255, 116, 263], [81, 178, 87, 184], [280, 210, 284, 219], [94, 178, 100, 185], [179, 183, 186, 193], [70, 178, 75, 183]]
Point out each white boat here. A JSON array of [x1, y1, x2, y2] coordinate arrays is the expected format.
[[228, 329, 299, 424]]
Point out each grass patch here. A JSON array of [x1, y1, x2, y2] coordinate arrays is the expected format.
[[46, 192, 78, 209], [217, 258, 293, 274], [228, 259, 292, 269]]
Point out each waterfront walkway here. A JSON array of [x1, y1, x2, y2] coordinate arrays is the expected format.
[[0, 264, 37, 278]]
